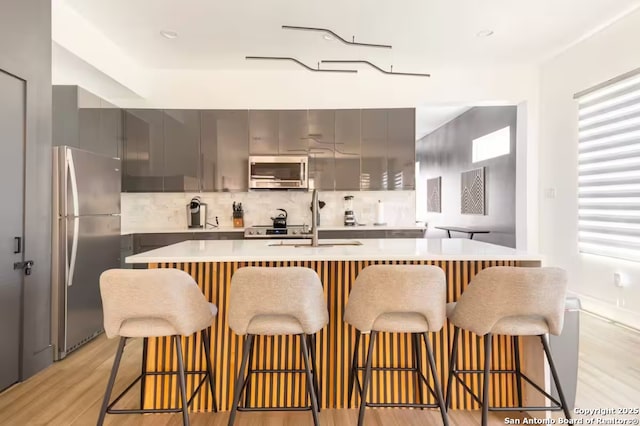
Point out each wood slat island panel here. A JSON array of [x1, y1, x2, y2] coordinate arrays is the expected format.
[[142, 259, 536, 412]]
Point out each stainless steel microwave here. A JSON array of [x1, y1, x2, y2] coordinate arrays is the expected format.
[[249, 155, 308, 190]]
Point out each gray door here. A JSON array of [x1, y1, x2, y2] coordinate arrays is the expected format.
[[0, 70, 25, 391]]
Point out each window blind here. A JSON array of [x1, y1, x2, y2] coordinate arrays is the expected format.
[[577, 70, 640, 262]]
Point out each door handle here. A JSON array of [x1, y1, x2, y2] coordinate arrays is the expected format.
[[14, 260, 34, 276], [14, 237, 21, 254]]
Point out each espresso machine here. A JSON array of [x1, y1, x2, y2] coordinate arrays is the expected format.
[[187, 196, 207, 228], [344, 195, 356, 226]]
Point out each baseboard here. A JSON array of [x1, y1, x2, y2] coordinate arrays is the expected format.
[[576, 293, 640, 331]]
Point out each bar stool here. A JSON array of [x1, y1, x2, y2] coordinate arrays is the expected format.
[[344, 265, 449, 426], [97, 269, 218, 426], [445, 266, 571, 426], [227, 267, 328, 426]]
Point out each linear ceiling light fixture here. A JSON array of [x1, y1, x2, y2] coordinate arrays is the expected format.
[[282, 25, 392, 49], [245, 56, 357, 73], [321, 60, 430, 77]]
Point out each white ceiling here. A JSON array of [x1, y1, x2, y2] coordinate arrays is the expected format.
[[61, 0, 640, 71], [415, 106, 470, 140]]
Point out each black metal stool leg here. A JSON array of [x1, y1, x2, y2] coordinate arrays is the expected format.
[[412, 333, 425, 408], [202, 328, 218, 412], [140, 337, 148, 410], [242, 333, 256, 408], [445, 326, 460, 411], [482, 333, 492, 426], [228, 334, 254, 426], [301, 334, 320, 426], [174, 336, 190, 426], [513, 335, 524, 408], [348, 329, 361, 407], [540, 334, 572, 419], [97, 337, 127, 426], [423, 333, 449, 426], [307, 334, 321, 412], [358, 331, 377, 426]]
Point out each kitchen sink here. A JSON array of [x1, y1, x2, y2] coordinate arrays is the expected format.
[[268, 241, 363, 248]]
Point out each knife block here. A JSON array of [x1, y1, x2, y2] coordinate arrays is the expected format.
[[233, 211, 244, 228]]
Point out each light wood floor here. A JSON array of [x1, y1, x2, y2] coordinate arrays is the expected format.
[[0, 313, 637, 426]]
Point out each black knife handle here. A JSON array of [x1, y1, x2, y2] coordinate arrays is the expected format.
[[14, 236, 21, 254]]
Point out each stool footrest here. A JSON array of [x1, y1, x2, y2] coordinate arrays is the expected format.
[[238, 406, 312, 412]]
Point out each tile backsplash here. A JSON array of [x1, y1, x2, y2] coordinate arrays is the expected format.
[[121, 191, 416, 231]]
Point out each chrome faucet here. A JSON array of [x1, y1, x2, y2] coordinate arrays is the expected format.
[[311, 189, 319, 247]]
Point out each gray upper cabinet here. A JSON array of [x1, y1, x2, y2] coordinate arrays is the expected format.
[[308, 110, 335, 190], [249, 110, 279, 155], [163, 110, 200, 192], [279, 110, 309, 154], [387, 108, 415, 190], [53, 85, 122, 159], [360, 109, 388, 190], [334, 109, 361, 190], [201, 110, 249, 192], [122, 109, 164, 192]]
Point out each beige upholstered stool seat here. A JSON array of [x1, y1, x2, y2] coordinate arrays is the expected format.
[[344, 265, 449, 426], [246, 314, 306, 335], [446, 302, 549, 335], [228, 267, 328, 426], [371, 312, 431, 333], [118, 304, 218, 338], [445, 266, 571, 426], [101, 268, 216, 338], [98, 268, 218, 426]]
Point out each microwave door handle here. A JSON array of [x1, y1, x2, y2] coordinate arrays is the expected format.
[[301, 162, 306, 185]]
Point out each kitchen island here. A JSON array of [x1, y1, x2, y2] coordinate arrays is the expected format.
[[126, 238, 545, 413]]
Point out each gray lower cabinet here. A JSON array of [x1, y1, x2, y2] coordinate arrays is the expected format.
[[319, 229, 425, 239]]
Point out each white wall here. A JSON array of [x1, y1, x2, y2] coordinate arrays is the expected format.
[[539, 8, 640, 329]]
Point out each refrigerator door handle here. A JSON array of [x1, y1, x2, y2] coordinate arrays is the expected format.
[[66, 149, 80, 287]]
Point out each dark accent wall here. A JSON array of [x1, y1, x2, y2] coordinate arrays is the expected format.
[[0, 0, 53, 377], [416, 106, 517, 247]]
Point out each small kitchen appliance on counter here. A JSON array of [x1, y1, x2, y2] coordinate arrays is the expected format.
[[344, 195, 356, 226], [187, 196, 207, 228], [271, 208, 288, 228]]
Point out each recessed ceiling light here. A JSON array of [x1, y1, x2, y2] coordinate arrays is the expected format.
[[160, 30, 179, 39], [476, 29, 494, 38], [322, 34, 334, 41]]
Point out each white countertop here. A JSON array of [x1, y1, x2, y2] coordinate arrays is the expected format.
[[121, 224, 426, 235], [125, 238, 540, 263]]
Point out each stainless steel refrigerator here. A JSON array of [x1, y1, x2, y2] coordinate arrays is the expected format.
[[52, 146, 121, 360]]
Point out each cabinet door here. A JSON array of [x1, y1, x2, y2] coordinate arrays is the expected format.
[[361, 109, 388, 190], [77, 87, 102, 155], [387, 108, 415, 190], [212, 110, 249, 191], [52, 85, 79, 148], [334, 109, 361, 190], [279, 110, 309, 154], [200, 110, 217, 191], [163, 110, 200, 192], [307, 110, 334, 190], [123, 109, 164, 192], [100, 105, 122, 159], [249, 110, 279, 155]]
